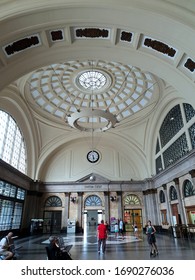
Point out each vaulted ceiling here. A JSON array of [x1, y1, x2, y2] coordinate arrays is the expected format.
[[0, 0, 195, 181]]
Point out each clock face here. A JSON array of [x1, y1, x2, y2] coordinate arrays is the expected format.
[[87, 150, 100, 163]]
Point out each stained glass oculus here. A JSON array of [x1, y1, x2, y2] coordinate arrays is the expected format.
[[45, 196, 62, 207], [124, 194, 140, 205], [85, 195, 102, 206]]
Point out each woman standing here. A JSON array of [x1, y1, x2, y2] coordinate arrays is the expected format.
[[146, 220, 158, 256]]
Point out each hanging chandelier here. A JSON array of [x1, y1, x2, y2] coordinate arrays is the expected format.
[[67, 66, 118, 132], [67, 108, 117, 132]]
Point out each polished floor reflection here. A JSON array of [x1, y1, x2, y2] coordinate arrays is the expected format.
[[13, 226, 195, 260]]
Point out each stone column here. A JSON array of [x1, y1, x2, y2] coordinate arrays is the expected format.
[[142, 192, 148, 223], [64, 192, 70, 233], [173, 178, 186, 224], [104, 191, 110, 223], [117, 191, 123, 220], [162, 184, 172, 225], [142, 189, 158, 224], [77, 192, 83, 233]]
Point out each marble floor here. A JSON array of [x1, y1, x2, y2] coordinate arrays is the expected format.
[[12, 227, 195, 260]]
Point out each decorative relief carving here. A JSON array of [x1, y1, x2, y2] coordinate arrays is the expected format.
[[162, 184, 167, 190], [5, 36, 40, 56], [76, 28, 109, 38], [144, 38, 176, 57], [51, 30, 63, 41], [173, 178, 179, 185], [189, 169, 195, 178], [184, 58, 195, 72], [120, 31, 132, 42]]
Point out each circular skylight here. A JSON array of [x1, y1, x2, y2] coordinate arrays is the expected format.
[[78, 71, 107, 90]]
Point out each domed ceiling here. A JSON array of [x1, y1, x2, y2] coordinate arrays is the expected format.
[[26, 60, 159, 132]]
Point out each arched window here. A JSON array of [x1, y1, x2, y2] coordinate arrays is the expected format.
[[124, 194, 140, 205], [0, 110, 26, 174], [169, 186, 178, 201], [85, 195, 102, 206], [155, 103, 195, 173], [183, 180, 195, 197], [45, 196, 62, 207], [159, 105, 183, 147], [159, 190, 165, 203]]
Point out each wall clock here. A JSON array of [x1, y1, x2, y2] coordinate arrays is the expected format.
[[87, 150, 100, 163]]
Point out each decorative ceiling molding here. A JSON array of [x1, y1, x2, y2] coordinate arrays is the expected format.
[[184, 58, 195, 72], [50, 30, 64, 42], [1, 24, 194, 83], [4, 35, 40, 57], [75, 28, 109, 38], [144, 38, 176, 57], [120, 31, 133, 43], [26, 60, 157, 127]]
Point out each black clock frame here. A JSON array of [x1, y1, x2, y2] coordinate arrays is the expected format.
[[87, 150, 100, 163]]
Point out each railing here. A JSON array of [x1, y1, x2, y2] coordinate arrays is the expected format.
[[169, 224, 195, 239]]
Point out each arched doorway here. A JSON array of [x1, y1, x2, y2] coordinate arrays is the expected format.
[[123, 194, 143, 232], [43, 196, 62, 234], [83, 195, 103, 232]]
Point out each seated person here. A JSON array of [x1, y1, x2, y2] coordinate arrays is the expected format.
[[47, 236, 72, 260], [0, 232, 14, 260]]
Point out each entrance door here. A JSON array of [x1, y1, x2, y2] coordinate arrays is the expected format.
[[124, 209, 142, 232], [87, 210, 97, 226], [171, 204, 180, 224], [83, 210, 103, 233], [43, 211, 62, 234]]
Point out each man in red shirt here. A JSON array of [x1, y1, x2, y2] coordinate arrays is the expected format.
[[97, 220, 107, 254]]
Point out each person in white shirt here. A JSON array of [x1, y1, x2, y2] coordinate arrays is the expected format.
[[0, 232, 14, 260], [133, 222, 139, 239], [119, 219, 124, 239], [114, 222, 119, 238]]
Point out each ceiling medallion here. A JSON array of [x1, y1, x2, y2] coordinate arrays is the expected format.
[[67, 108, 117, 132]]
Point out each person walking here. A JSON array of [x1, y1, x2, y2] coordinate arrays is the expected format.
[[146, 220, 158, 256], [119, 219, 124, 239], [97, 220, 108, 254], [133, 222, 139, 239], [114, 222, 119, 239]]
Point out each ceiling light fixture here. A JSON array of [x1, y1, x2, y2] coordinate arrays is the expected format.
[[110, 196, 117, 202], [67, 61, 118, 132], [70, 196, 76, 203], [67, 108, 117, 132], [90, 174, 96, 181]]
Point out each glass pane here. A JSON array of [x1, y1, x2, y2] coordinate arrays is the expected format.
[[45, 196, 62, 207], [163, 133, 188, 168], [183, 103, 195, 122], [0, 110, 27, 174], [12, 202, 23, 229], [160, 105, 183, 147], [17, 188, 25, 200], [0, 199, 14, 231]]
